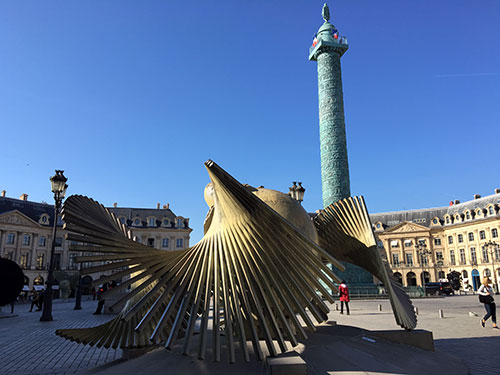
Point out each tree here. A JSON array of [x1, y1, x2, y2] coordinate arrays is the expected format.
[[447, 271, 462, 291]]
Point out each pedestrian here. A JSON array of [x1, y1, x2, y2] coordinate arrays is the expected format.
[[36, 291, 44, 311], [10, 296, 16, 314], [93, 283, 108, 315], [478, 277, 497, 329], [29, 289, 38, 312], [339, 280, 350, 315]]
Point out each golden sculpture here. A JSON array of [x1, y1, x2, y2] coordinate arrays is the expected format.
[[56, 160, 416, 362]]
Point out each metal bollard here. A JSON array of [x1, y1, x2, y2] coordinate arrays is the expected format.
[[378, 304, 382, 312], [438, 309, 444, 318], [335, 303, 339, 311], [414, 307, 419, 315]]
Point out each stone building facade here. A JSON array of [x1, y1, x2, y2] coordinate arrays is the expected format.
[[371, 190, 500, 291], [0, 192, 191, 289]]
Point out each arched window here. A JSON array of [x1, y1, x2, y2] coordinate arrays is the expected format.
[[462, 270, 468, 279], [393, 272, 402, 284], [492, 228, 498, 238], [133, 218, 141, 226]]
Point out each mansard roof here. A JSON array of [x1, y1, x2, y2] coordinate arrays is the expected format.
[[0, 196, 189, 229], [369, 192, 500, 229]]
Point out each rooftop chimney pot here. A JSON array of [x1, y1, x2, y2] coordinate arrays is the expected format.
[[454, 199, 460, 204], [474, 194, 481, 199], [1, 190, 5, 197], [495, 188, 500, 194], [20, 193, 28, 201], [113, 202, 118, 208], [157, 203, 160, 209]]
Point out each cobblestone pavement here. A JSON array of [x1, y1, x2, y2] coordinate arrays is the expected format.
[[1, 295, 498, 374], [328, 295, 500, 375], [0, 298, 121, 375]]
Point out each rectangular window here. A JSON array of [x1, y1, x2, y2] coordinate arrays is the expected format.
[[436, 251, 443, 260], [458, 234, 463, 243], [392, 253, 400, 267], [405, 253, 413, 267], [148, 218, 156, 227], [390, 240, 399, 248], [434, 238, 442, 246], [176, 238, 183, 248], [162, 238, 169, 248], [6, 251, 14, 261], [404, 240, 412, 247], [55, 237, 63, 247], [147, 238, 155, 247], [53, 253, 62, 270], [482, 246, 489, 263], [39, 236, 46, 247], [468, 232, 474, 241], [450, 250, 456, 265], [420, 254, 428, 266], [480, 231, 486, 240], [69, 253, 78, 270], [459, 249, 466, 264], [448, 236, 453, 244], [470, 247, 477, 263], [6, 233, 15, 244], [20, 253, 29, 269], [23, 234, 31, 246], [36, 253, 45, 270], [492, 228, 498, 238]]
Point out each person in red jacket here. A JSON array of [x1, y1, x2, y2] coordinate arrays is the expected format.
[[339, 280, 350, 315]]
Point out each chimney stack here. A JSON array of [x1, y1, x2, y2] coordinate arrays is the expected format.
[[113, 202, 118, 208], [495, 188, 500, 194], [20, 193, 28, 201], [454, 199, 460, 204], [165, 203, 170, 209], [157, 203, 161, 209], [1, 190, 5, 197], [473, 194, 481, 200]]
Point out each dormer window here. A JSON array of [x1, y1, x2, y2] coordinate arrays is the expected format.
[[134, 218, 141, 226], [39, 214, 50, 225], [177, 218, 183, 228], [162, 219, 169, 227], [465, 211, 471, 220], [148, 218, 156, 227], [119, 217, 126, 225], [489, 206, 495, 215]]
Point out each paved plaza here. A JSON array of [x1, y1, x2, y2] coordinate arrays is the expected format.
[[0, 295, 498, 374]]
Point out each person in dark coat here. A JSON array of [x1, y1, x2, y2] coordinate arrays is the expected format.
[[339, 280, 350, 315], [93, 283, 108, 315], [29, 289, 38, 312]]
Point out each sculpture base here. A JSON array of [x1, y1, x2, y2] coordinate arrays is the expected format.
[[368, 329, 434, 351], [91, 323, 467, 375]]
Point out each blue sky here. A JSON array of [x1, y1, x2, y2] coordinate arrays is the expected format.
[[1, 1, 499, 243]]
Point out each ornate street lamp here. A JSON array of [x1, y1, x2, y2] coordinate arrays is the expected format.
[[40, 170, 68, 321], [485, 240, 499, 295], [415, 241, 431, 293], [288, 182, 306, 204]]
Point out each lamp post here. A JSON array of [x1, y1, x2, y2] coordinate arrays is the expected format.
[[485, 240, 499, 295], [415, 241, 431, 293], [74, 256, 82, 310], [40, 170, 68, 322], [288, 182, 306, 204]]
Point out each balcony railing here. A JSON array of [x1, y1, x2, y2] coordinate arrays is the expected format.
[[309, 36, 348, 55]]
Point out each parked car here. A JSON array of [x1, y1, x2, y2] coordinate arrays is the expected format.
[[425, 282, 455, 295]]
